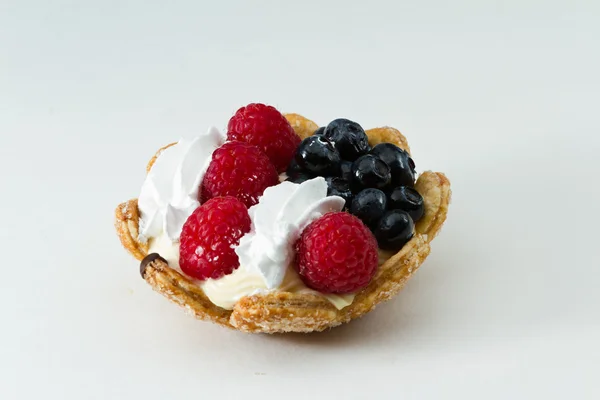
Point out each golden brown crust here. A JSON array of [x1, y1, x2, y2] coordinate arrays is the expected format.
[[114, 199, 148, 261], [366, 127, 411, 154], [115, 115, 451, 333], [414, 171, 451, 242], [284, 113, 319, 140], [231, 292, 342, 333], [230, 235, 430, 333], [347, 235, 430, 319], [143, 258, 233, 328]]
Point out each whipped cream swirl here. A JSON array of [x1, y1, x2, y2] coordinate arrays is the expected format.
[[140, 140, 354, 310], [201, 177, 346, 309], [235, 177, 345, 289], [138, 127, 225, 242]]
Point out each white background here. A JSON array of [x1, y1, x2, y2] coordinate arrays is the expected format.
[[2, 1, 599, 399]]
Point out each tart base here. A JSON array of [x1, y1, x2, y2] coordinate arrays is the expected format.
[[115, 114, 451, 333]]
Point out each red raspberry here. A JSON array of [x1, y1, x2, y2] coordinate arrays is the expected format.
[[227, 103, 301, 172], [201, 141, 278, 208], [179, 197, 251, 280], [294, 212, 379, 293]]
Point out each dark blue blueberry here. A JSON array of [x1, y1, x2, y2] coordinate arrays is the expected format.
[[349, 188, 387, 228], [286, 158, 303, 177], [314, 127, 325, 136], [374, 210, 414, 251], [286, 173, 314, 184], [388, 186, 424, 222], [370, 143, 416, 187], [325, 177, 353, 207], [324, 118, 370, 161], [295, 136, 341, 176], [339, 160, 353, 182], [351, 154, 391, 190]]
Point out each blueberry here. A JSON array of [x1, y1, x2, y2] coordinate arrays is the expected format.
[[374, 210, 414, 251], [295, 136, 341, 176], [370, 143, 416, 187], [324, 118, 370, 161], [286, 173, 314, 184], [350, 188, 387, 228], [388, 186, 424, 222], [286, 158, 303, 177], [351, 154, 391, 190], [314, 127, 325, 136], [325, 177, 353, 207], [340, 160, 353, 181]]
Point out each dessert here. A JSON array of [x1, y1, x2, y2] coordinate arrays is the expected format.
[[115, 104, 451, 333]]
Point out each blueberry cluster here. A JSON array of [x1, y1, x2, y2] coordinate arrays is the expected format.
[[287, 118, 424, 251]]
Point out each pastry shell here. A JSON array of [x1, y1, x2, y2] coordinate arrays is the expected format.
[[115, 114, 451, 333]]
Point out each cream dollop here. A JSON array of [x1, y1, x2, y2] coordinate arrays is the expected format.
[[235, 177, 345, 289], [147, 227, 355, 311], [202, 177, 347, 309], [148, 232, 181, 271], [200, 269, 269, 309], [201, 266, 356, 310], [142, 155, 355, 311], [138, 127, 225, 242]]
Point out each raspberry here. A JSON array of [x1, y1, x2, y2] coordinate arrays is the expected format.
[[201, 141, 278, 208], [179, 197, 251, 280], [294, 212, 379, 293], [227, 103, 301, 172]]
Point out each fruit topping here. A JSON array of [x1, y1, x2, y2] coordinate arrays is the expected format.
[[324, 177, 353, 207], [286, 158, 303, 177], [294, 212, 379, 293], [286, 173, 314, 184], [370, 143, 416, 187], [180, 197, 251, 280], [227, 103, 301, 172], [351, 154, 391, 190], [295, 135, 341, 176], [323, 118, 371, 161], [374, 209, 414, 251], [286, 116, 425, 253], [339, 160, 353, 182], [388, 186, 424, 222], [349, 188, 387, 228], [201, 141, 278, 208]]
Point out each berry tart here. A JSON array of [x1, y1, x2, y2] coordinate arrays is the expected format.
[[115, 104, 451, 333]]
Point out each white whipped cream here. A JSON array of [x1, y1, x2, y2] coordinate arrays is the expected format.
[[142, 146, 357, 311], [138, 127, 225, 242], [235, 177, 345, 289], [201, 177, 347, 309]]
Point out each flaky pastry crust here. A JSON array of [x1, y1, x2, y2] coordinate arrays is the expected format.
[[115, 114, 451, 333]]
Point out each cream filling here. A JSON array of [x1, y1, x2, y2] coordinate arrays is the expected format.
[[148, 235, 356, 310]]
